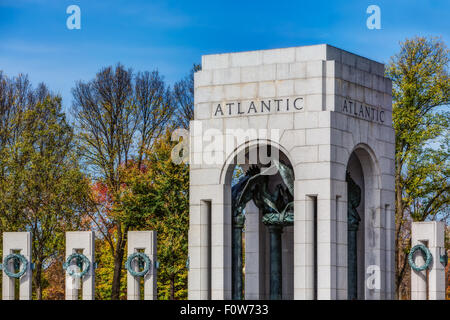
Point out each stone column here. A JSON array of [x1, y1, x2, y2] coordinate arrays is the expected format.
[[2, 232, 32, 300], [211, 186, 232, 300], [293, 193, 315, 300], [65, 231, 95, 300], [244, 202, 261, 299], [317, 197, 337, 300], [384, 204, 395, 299], [127, 231, 157, 300], [281, 225, 294, 299], [411, 221, 446, 300], [188, 203, 201, 299], [268, 225, 283, 299], [232, 214, 244, 300], [335, 192, 348, 300], [199, 200, 211, 299]]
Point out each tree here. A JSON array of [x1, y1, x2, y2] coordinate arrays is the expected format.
[[0, 74, 53, 232], [446, 226, 450, 299], [72, 63, 174, 299], [118, 130, 189, 299], [0, 73, 91, 299], [386, 36, 450, 299], [72, 64, 134, 300], [135, 71, 173, 168], [95, 237, 127, 300], [173, 64, 201, 129], [42, 254, 65, 300]]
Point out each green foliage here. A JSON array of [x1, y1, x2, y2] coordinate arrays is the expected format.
[[386, 36, 450, 298], [117, 130, 189, 299], [0, 75, 91, 298], [41, 255, 65, 300], [387, 36, 449, 221], [72, 64, 174, 299], [95, 238, 127, 300]]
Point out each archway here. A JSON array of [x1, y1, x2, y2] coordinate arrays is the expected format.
[[345, 144, 381, 300], [222, 141, 295, 300]]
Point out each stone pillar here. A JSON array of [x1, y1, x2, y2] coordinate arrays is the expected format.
[[411, 221, 446, 300], [268, 225, 283, 299], [2, 232, 32, 300], [199, 200, 211, 299], [232, 214, 244, 300], [293, 193, 315, 300], [244, 202, 261, 299], [317, 196, 337, 300], [281, 225, 294, 299], [188, 203, 201, 299], [127, 231, 157, 300], [211, 187, 232, 300], [384, 204, 395, 299], [65, 231, 95, 300], [335, 191, 348, 300]]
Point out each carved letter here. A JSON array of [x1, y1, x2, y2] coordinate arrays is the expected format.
[[261, 100, 271, 113], [248, 101, 257, 114], [214, 104, 224, 116], [293, 97, 303, 110]]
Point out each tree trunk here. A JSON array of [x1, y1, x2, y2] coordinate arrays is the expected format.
[[395, 246, 402, 300], [111, 255, 122, 299], [170, 276, 175, 300], [34, 261, 43, 300], [394, 156, 403, 300], [111, 226, 128, 300], [111, 247, 125, 300]]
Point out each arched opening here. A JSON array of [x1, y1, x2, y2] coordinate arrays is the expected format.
[[222, 141, 295, 300], [345, 144, 380, 300]]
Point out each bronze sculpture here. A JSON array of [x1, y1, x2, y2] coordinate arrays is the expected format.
[[346, 171, 361, 300], [231, 159, 294, 299]]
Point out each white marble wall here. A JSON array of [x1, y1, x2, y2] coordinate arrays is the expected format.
[[188, 44, 395, 300]]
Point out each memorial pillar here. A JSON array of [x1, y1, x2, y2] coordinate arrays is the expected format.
[[411, 221, 446, 300], [127, 231, 157, 300], [65, 231, 95, 300], [2, 232, 32, 300]]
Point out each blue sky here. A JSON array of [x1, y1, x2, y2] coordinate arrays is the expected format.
[[0, 0, 449, 110]]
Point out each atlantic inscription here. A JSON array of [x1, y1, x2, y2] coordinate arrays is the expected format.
[[342, 98, 385, 123], [211, 96, 386, 124], [213, 97, 304, 117]]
